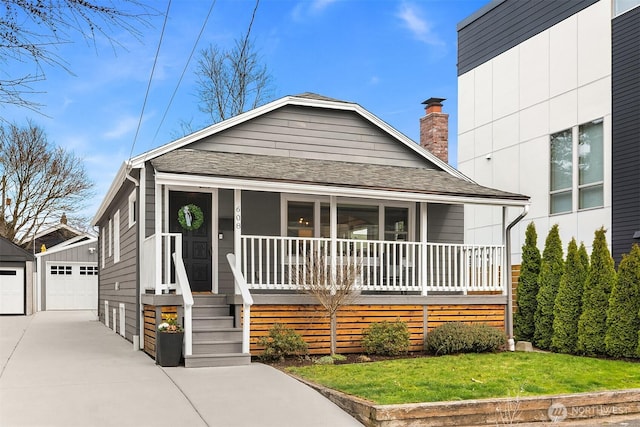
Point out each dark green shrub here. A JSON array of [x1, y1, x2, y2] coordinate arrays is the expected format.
[[606, 244, 640, 358], [425, 322, 506, 355], [552, 238, 586, 354], [361, 320, 410, 356], [578, 228, 616, 356], [534, 224, 564, 350], [469, 323, 508, 353], [514, 222, 542, 341], [258, 323, 308, 361]]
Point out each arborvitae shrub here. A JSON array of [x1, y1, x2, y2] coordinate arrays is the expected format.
[[258, 323, 308, 361], [606, 244, 640, 358], [425, 322, 506, 356], [552, 238, 586, 354], [534, 224, 564, 350], [514, 222, 542, 342], [361, 320, 410, 356], [578, 228, 616, 356]]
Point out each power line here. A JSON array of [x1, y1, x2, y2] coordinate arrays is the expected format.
[[151, 0, 218, 145], [128, 0, 172, 162]]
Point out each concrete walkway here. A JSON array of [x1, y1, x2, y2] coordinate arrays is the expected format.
[[0, 311, 363, 427]]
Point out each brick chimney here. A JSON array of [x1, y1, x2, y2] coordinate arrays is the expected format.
[[420, 97, 448, 163], [60, 213, 67, 225]]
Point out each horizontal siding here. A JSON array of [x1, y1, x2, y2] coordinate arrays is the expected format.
[[427, 304, 505, 331], [190, 105, 432, 169], [427, 203, 464, 244], [249, 302, 507, 355], [98, 179, 139, 341], [458, 0, 599, 75], [611, 6, 640, 264]]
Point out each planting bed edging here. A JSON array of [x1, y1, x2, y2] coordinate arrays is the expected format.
[[293, 377, 640, 427]]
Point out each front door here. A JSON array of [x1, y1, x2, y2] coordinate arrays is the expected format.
[[169, 191, 212, 292]]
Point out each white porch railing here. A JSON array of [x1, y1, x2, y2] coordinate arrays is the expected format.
[[226, 253, 254, 354], [172, 252, 193, 356], [240, 235, 504, 294]]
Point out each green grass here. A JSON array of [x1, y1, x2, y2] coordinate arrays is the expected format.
[[286, 352, 640, 405]]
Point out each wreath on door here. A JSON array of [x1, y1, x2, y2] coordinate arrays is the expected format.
[[177, 204, 204, 231]]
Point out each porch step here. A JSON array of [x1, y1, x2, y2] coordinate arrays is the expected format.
[[192, 327, 243, 341], [184, 353, 251, 368], [192, 304, 231, 317], [193, 294, 228, 305], [192, 339, 243, 354], [192, 316, 235, 329]]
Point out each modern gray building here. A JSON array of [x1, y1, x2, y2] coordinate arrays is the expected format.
[[457, 0, 639, 263]]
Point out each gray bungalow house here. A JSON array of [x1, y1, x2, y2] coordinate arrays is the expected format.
[[92, 93, 529, 367]]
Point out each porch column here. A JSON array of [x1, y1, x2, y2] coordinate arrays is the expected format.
[[502, 207, 507, 296], [330, 196, 337, 285], [420, 202, 428, 296], [234, 189, 242, 273], [154, 183, 163, 295]]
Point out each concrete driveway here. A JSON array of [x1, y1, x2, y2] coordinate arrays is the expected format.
[[0, 311, 362, 427]]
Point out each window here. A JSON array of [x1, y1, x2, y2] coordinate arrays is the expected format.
[[108, 218, 112, 257], [101, 227, 105, 269], [614, 0, 640, 16], [284, 197, 411, 241], [550, 129, 573, 214], [50, 265, 72, 275], [80, 265, 98, 275], [578, 120, 604, 209], [549, 119, 604, 214], [128, 191, 137, 228], [114, 210, 120, 263]]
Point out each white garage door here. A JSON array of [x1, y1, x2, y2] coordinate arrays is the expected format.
[[46, 262, 98, 310], [0, 267, 24, 314]]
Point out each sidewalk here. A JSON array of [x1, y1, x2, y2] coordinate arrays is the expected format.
[[0, 311, 362, 427]]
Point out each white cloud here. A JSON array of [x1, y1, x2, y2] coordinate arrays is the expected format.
[[291, 0, 339, 21], [369, 76, 381, 85], [396, 3, 445, 47], [102, 115, 140, 140]]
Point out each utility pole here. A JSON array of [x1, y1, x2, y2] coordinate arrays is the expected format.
[[0, 175, 6, 237]]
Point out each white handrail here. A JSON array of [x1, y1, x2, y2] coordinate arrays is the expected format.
[[172, 252, 193, 356], [226, 253, 253, 354]]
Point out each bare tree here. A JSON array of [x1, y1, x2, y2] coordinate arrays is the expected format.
[[296, 253, 361, 355], [0, 0, 152, 112], [194, 37, 274, 125], [0, 121, 93, 245]]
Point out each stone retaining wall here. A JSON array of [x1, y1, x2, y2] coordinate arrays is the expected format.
[[296, 378, 640, 426]]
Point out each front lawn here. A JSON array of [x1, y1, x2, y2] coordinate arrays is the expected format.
[[286, 352, 640, 405]]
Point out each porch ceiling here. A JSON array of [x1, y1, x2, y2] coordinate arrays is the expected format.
[[151, 149, 529, 203]]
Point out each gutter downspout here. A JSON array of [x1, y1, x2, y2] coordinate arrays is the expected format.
[[505, 204, 529, 351]]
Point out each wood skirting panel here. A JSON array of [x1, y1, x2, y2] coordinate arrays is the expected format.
[[143, 305, 177, 358], [427, 304, 505, 331], [250, 303, 505, 355]]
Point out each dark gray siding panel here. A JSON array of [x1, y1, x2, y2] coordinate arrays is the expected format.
[[458, 0, 599, 75], [217, 189, 234, 295], [427, 203, 464, 244], [612, 6, 640, 264], [98, 179, 139, 341], [190, 105, 434, 169]]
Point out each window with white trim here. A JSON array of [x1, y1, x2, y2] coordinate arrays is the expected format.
[[128, 191, 137, 228], [108, 218, 113, 257], [50, 265, 72, 275], [114, 210, 120, 263], [80, 265, 98, 275], [549, 119, 604, 214], [614, 0, 640, 16], [101, 227, 105, 268]]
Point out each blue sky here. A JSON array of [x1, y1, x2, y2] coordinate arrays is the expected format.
[[2, 0, 488, 221]]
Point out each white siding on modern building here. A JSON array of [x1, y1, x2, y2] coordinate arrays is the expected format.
[[458, 0, 612, 262]]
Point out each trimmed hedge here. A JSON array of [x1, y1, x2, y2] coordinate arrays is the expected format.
[[361, 320, 410, 356], [425, 322, 506, 356], [258, 323, 308, 361]]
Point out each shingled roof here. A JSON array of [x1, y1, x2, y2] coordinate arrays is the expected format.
[[151, 149, 528, 202]]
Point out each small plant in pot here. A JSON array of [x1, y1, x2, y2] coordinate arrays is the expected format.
[[156, 315, 184, 367]]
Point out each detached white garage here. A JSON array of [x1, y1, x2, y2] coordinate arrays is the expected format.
[[45, 262, 98, 310], [0, 267, 25, 314], [37, 238, 99, 311], [0, 237, 35, 315]]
